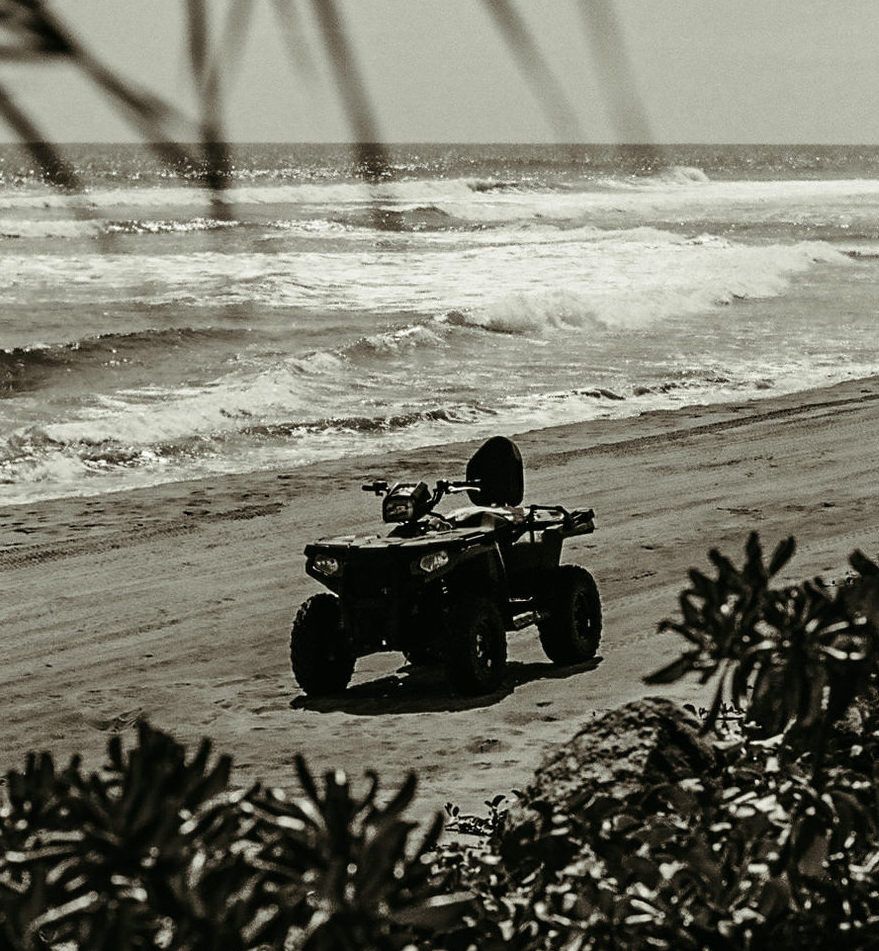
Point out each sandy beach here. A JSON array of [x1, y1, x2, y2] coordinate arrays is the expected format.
[[2, 377, 878, 819]]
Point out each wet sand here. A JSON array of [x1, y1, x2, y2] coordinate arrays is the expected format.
[[2, 376, 878, 818]]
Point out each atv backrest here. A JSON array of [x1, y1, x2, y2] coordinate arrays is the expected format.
[[466, 436, 524, 506]]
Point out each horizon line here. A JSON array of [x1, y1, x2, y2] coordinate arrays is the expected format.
[[2, 140, 879, 149]]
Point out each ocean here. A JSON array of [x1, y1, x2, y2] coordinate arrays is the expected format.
[[1, 142, 878, 505]]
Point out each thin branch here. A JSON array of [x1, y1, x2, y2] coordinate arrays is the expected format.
[[309, 0, 389, 184], [482, 0, 581, 141], [210, 0, 256, 90], [0, 46, 48, 61], [271, 0, 318, 82], [202, 0, 257, 212], [577, 0, 659, 156], [0, 0, 245, 224], [186, 0, 209, 92], [0, 1, 72, 56], [0, 81, 78, 190], [186, 0, 231, 216], [1, 0, 198, 176]]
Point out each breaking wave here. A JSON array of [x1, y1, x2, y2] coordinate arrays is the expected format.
[[0, 233, 850, 320], [0, 401, 491, 494], [444, 294, 607, 335], [0, 170, 711, 215], [240, 406, 479, 439], [330, 204, 458, 232], [0, 178, 484, 210], [0, 216, 244, 240], [653, 165, 711, 185], [440, 241, 850, 335], [0, 219, 103, 239], [0, 327, 248, 395], [2, 141, 876, 505], [347, 323, 449, 355], [5, 176, 879, 242], [104, 217, 240, 235]]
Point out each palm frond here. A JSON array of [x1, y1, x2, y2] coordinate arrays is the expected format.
[[271, 0, 319, 82], [185, 0, 233, 215]]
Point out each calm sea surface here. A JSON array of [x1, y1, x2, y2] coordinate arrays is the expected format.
[[1, 143, 878, 504]]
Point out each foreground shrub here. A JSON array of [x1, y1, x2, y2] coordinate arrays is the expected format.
[[459, 697, 879, 949], [645, 533, 879, 752], [0, 724, 456, 950], [446, 536, 879, 950]]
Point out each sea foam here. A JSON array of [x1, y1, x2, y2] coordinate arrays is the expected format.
[[2, 145, 877, 505]]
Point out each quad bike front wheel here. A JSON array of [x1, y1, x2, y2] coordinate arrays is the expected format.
[[446, 596, 507, 695], [290, 593, 355, 696], [538, 565, 602, 664]]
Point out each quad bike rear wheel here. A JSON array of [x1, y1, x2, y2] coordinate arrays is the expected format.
[[538, 565, 602, 664], [290, 593, 355, 696], [446, 596, 507, 695]]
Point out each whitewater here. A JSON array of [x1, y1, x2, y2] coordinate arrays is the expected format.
[[1, 143, 878, 504]]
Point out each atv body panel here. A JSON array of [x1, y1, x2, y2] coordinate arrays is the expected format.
[[305, 525, 507, 657], [304, 506, 594, 659]]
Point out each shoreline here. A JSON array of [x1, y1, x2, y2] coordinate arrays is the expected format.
[[1, 366, 866, 513], [2, 369, 875, 527], [2, 374, 879, 818]]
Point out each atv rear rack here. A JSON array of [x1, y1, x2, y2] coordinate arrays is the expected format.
[[524, 504, 595, 540]]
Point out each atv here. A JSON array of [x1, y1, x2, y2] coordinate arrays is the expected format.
[[290, 436, 601, 697]]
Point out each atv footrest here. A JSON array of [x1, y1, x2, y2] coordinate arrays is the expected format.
[[511, 610, 539, 630]]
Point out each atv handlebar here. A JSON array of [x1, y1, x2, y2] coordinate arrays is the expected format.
[[436, 479, 480, 494], [361, 479, 594, 533], [361, 478, 479, 498]]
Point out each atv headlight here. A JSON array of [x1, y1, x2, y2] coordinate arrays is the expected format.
[[383, 481, 432, 523], [418, 549, 449, 574], [313, 554, 340, 576], [384, 497, 415, 522]]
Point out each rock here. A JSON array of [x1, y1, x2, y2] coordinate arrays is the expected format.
[[502, 698, 718, 836]]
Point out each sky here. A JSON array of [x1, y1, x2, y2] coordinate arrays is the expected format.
[[0, 0, 878, 145]]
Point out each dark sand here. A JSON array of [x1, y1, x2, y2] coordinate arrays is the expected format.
[[2, 377, 878, 818]]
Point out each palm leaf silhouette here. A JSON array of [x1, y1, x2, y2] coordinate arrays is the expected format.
[[0, 0, 660, 201]]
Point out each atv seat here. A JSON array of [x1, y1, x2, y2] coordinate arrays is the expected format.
[[466, 436, 524, 507]]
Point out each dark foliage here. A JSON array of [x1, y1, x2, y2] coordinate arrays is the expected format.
[[446, 695, 879, 949], [646, 534, 879, 755], [0, 723, 454, 950], [427, 538, 879, 949]]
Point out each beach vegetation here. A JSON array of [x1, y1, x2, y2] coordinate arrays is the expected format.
[[0, 724, 454, 950], [451, 536, 879, 949], [646, 532, 879, 759]]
